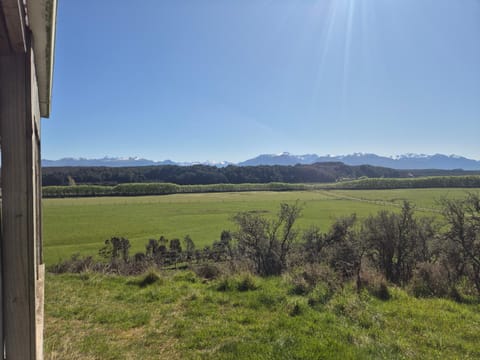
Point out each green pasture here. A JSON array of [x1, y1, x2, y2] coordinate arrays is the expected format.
[[330, 188, 479, 210], [44, 188, 480, 359], [45, 272, 480, 359], [43, 188, 479, 265]]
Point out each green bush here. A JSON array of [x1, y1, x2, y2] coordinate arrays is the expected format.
[[308, 283, 333, 307]]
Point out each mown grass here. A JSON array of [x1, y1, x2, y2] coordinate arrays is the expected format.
[[43, 189, 479, 265], [45, 271, 480, 359]]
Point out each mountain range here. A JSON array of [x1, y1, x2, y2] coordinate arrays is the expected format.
[[42, 153, 480, 171]]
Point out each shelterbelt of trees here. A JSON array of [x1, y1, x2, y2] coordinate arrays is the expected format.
[[42, 162, 480, 187], [42, 176, 480, 198]]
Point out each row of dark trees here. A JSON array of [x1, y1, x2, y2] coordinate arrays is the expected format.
[[97, 231, 235, 270], [42, 162, 404, 186]]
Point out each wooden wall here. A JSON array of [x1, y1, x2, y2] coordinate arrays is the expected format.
[[0, 37, 44, 359]]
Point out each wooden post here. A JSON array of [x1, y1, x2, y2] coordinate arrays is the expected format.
[[0, 37, 43, 359]]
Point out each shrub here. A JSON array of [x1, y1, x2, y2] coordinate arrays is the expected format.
[[288, 264, 340, 296], [48, 254, 94, 274], [449, 286, 463, 303], [233, 202, 302, 276], [325, 215, 364, 281], [376, 283, 391, 301], [359, 268, 390, 300], [302, 263, 340, 290], [194, 263, 221, 280], [183, 235, 196, 261], [308, 283, 334, 307], [302, 226, 329, 263], [362, 202, 433, 285], [410, 262, 451, 298], [440, 193, 480, 295], [99, 237, 131, 262], [134, 252, 146, 263], [138, 269, 162, 287]]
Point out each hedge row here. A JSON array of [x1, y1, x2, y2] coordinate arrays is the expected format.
[[42, 176, 480, 198], [42, 182, 316, 198]]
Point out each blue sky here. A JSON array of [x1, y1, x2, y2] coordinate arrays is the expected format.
[[43, 0, 480, 162]]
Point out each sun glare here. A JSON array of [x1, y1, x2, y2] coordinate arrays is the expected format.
[[310, 0, 369, 117]]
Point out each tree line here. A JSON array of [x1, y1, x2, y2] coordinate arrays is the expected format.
[[43, 176, 480, 198], [42, 162, 404, 186], [42, 183, 314, 198]]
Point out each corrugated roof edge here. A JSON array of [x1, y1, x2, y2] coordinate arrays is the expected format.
[[27, 0, 57, 118]]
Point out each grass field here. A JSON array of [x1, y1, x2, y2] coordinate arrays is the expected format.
[[43, 188, 480, 265], [45, 271, 480, 359], [44, 188, 480, 359]]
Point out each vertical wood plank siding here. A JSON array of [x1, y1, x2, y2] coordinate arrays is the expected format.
[[0, 38, 43, 359]]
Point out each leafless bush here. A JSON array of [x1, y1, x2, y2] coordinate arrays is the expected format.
[[193, 263, 222, 280], [410, 262, 451, 298], [233, 202, 302, 276], [48, 254, 94, 274], [358, 268, 390, 300]]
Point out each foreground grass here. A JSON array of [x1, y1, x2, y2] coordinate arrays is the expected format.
[[45, 271, 480, 359], [43, 189, 478, 265]]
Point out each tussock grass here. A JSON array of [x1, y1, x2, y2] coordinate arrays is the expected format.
[[137, 269, 162, 288]]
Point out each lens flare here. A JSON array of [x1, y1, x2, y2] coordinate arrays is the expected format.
[[311, 0, 373, 120]]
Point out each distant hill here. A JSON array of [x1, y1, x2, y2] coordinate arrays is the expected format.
[[42, 157, 175, 167], [238, 152, 480, 170], [42, 152, 480, 170], [41, 157, 232, 168]]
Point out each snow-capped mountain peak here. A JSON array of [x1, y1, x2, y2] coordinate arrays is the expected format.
[[42, 152, 480, 170]]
